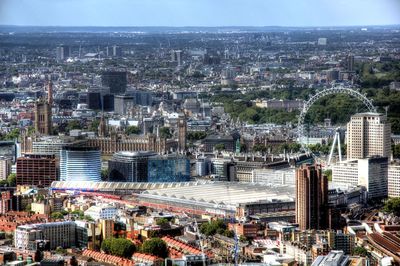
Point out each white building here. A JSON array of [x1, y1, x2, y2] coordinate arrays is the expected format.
[[347, 113, 391, 160], [251, 168, 295, 185], [84, 204, 117, 221], [0, 157, 11, 180], [332, 157, 388, 199], [312, 250, 349, 266], [388, 163, 400, 197], [332, 160, 359, 187], [15, 222, 76, 250], [281, 241, 312, 266]]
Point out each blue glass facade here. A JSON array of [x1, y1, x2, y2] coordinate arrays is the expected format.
[[60, 146, 101, 182], [147, 156, 190, 182]]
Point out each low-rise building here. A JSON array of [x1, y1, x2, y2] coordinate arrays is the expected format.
[[15, 221, 76, 250], [84, 204, 117, 221]]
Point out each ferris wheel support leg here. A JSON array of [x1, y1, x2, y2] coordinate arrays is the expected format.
[[328, 132, 337, 166], [337, 132, 342, 162]]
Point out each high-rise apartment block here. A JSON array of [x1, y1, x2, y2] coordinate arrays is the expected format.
[[296, 164, 328, 231], [347, 113, 391, 160], [56, 45, 71, 61], [0, 156, 11, 180]]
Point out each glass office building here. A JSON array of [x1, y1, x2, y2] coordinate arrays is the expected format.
[[108, 152, 190, 182], [147, 156, 190, 182], [108, 151, 157, 182], [60, 146, 101, 182]]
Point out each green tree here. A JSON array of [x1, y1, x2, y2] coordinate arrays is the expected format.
[[2, 128, 20, 141], [383, 198, 400, 216], [200, 219, 227, 236], [392, 144, 400, 159], [66, 120, 81, 131], [223, 229, 235, 238], [156, 218, 169, 227], [125, 126, 140, 135], [51, 212, 64, 220], [7, 173, 16, 187], [159, 127, 172, 138], [214, 143, 225, 151], [187, 131, 207, 141], [324, 169, 332, 181], [352, 246, 368, 257], [89, 119, 100, 132], [55, 247, 67, 255], [253, 144, 268, 153], [25, 203, 32, 212], [101, 169, 109, 180], [140, 238, 168, 258], [101, 238, 136, 258]]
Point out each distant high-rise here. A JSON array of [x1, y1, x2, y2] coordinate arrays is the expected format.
[[114, 94, 134, 115], [34, 100, 52, 135], [101, 71, 127, 95], [317, 38, 327, 46], [347, 113, 391, 160], [56, 45, 71, 61], [296, 164, 328, 231], [112, 45, 122, 57], [347, 55, 355, 72], [171, 50, 182, 66]]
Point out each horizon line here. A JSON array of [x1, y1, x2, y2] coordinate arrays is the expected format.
[[1, 24, 400, 28]]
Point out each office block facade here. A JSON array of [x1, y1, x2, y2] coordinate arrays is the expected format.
[[60, 146, 101, 182], [296, 164, 328, 231], [16, 154, 57, 187], [347, 113, 391, 160]]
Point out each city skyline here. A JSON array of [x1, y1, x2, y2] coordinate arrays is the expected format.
[[1, 0, 400, 27]]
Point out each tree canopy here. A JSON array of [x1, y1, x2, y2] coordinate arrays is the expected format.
[[159, 127, 172, 138], [7, 173, 16, 187], [101, 238, 136, 258], [383, 198, 400, 216], [125, 125, 140, 135], [140, 238, 168, 258]]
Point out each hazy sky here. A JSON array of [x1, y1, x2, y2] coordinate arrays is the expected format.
[[1, 0, 399, 27]]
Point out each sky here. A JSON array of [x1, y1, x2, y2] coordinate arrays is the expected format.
[[0, 0, 400, 27]]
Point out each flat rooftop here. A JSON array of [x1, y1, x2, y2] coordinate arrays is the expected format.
[[140, 182, 295, 210]]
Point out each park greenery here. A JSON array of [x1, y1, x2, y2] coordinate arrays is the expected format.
[[125, 125, 140, 135], [211, 83, 400, 134], [101, 238, 136, 258], [200, 219, 233, 238], [187, 131, 207, 141], [352, 246, 368, 257], [0, 128, 20, 141], [155, 218, 170, 227], [140, 238, 168, 258], [214, 143, 225, 151], [0, 173, 17, 187], [383, 198, 400, 217], [159, 127, 172, 138]]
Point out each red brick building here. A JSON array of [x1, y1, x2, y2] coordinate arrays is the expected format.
[[16, 154, 57, 187]]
